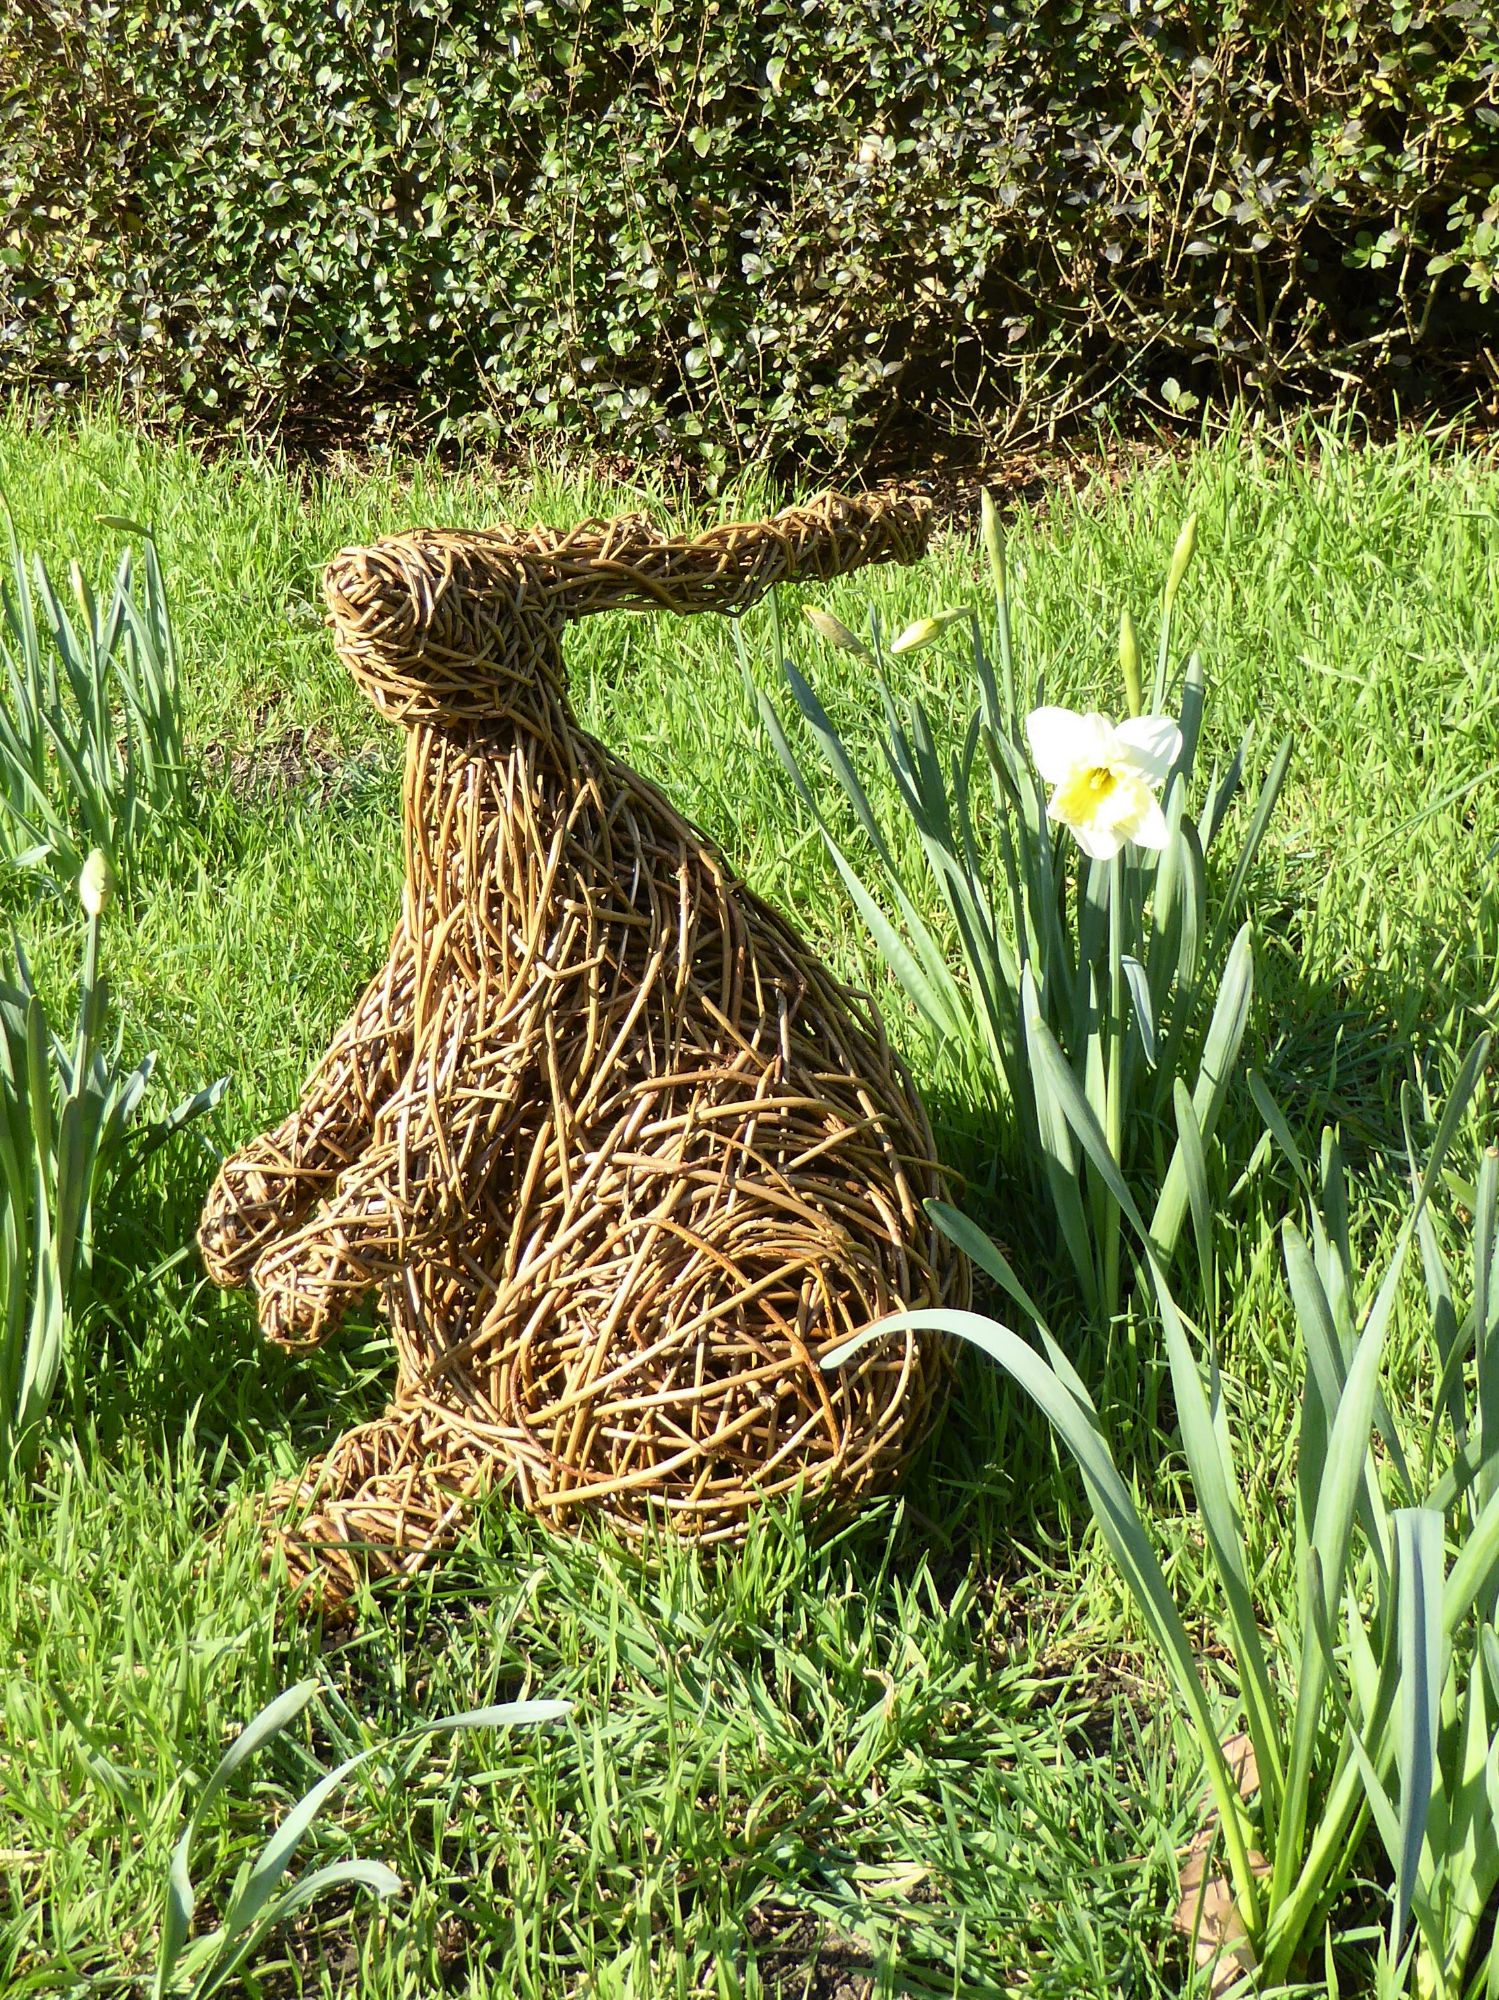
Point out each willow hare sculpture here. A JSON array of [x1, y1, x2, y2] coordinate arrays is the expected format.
[[200, 492, 966, 1611]]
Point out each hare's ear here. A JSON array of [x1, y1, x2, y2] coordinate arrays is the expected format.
[[525, 491, 933, 623], [516, 511, 658, 554]]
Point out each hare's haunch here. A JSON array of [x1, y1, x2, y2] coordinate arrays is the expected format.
[[201, 492, 968, 1613]]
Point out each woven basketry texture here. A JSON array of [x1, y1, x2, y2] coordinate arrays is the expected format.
[[200, 491, 968, 1610]]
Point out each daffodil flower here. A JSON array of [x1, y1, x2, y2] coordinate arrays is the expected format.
[[1025, 706, 1181, 861]]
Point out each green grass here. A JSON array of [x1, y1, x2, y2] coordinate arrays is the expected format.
[[1, 409, 1497, 1997]]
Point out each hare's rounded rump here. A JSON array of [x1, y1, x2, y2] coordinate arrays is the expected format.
[[403, 1158, 947, 1542]]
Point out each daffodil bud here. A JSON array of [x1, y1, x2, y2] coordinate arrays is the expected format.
[[79, 848, 116, 919], [889, 608, 967, 657], [1119, 608, 1142, 718], [1163, 514, 1198, 611], [980, 489, 1006, 599], [803, 605, 871, 660]]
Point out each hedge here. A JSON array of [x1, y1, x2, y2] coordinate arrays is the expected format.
[[2, 0, 1496, 469]]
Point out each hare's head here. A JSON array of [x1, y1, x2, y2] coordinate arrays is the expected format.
[[323, 530, 570, 729], [323, 494, 932, 731]]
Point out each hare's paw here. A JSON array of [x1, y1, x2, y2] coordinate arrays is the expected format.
[[252, 1225, 377, 1351], [266, 1413, 481, 1620], [249, 1151, 418, 1349], [199, 1129, 331, 1288]]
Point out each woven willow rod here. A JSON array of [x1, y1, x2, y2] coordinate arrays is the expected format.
[[200, 491, 967, 1613]]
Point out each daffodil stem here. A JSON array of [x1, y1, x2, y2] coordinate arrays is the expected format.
[[1104, 853, 1125, 1325], [77, 909, 101, 1073]]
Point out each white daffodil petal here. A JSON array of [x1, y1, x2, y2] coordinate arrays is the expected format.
[[1129, 792, 1171, 849], [1026, 706, 1112, 785], [1114, 714, 1182, 784], [1069, 814, 1127, 861]]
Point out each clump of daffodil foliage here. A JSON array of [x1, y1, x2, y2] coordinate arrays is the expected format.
[[827, 1033, 1499, 2000], [0, 849, 224, 1475], [763, 497, 1290, 1335]]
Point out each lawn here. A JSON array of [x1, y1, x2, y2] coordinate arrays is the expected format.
[[2, 410, 1498, 1998]]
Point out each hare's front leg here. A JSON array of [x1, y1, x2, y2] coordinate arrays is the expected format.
[[247, 988, 509, 1349], [266, 1406, 484, 1617], [248, 1128, 424, 1350], [199, 924, 416, 1291]]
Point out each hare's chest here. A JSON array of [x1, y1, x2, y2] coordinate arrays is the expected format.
[[401, 735, 741, 1004], [391, 732, 828, 1166]]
